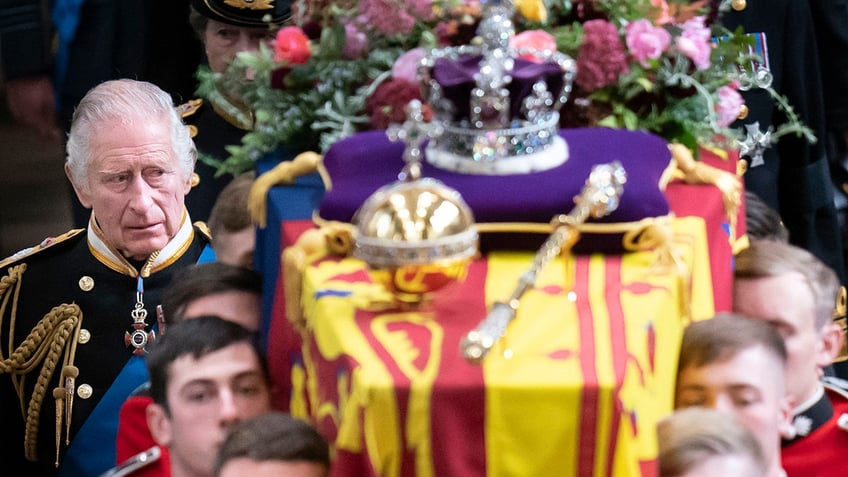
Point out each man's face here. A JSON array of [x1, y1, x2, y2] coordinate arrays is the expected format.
[[218, 459, 327, 477], [203, 19, 276, 73], [676, 346, 791, 476], [214, 226, 256, 269], [71, 116, 191, 260], [148, 342, 272, 477], [733, 273, 829, 405], [182, 290, 261, 331]]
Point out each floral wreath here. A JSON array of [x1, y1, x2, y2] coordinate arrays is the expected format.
[[196, 0, 812, 176]]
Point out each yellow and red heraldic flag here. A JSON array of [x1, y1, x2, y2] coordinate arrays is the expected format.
[[278, 214, 714, 477]]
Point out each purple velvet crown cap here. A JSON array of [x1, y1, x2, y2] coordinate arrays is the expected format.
[[318, 128, 672, 253], [432, 55, 567, 123]]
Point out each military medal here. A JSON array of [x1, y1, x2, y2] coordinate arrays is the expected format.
[[125, 276, 155, 355], [738, 121, 772, 168], [738, 33, 772, 91]]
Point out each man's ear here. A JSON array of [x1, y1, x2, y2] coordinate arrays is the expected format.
[[65, 163, 92, 208], [817, 322, 845, 368], [146, 402, 173, 447], [182, 172, 193, 196]]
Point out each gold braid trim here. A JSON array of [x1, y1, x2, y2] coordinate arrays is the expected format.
[[282, 222, 355, 330], [0, 264, 83, 464], [247, 152, 323, 229]]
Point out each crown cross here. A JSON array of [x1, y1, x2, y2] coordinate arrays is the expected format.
[[387, 100, 444, 182]]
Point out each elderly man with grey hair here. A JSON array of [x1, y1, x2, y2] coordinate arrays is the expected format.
[[0, 79, 210, 477]]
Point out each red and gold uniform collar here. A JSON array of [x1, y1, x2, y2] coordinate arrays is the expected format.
[[86, 209, 196, 277]]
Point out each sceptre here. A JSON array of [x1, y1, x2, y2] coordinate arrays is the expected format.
[[460, 161, 627, 364]]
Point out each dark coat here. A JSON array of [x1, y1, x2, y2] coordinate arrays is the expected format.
[[181, 99, 245, 223], [0, 223, 209, 476], [721, 0, 846, 282], [0, 0, 202, 127]]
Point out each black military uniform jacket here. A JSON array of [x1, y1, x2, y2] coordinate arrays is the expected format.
[[720, 0, 846, 283], [180, 98, 249, 222], [0, 212, 209, 476]]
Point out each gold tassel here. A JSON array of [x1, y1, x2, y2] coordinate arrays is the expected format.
[[52, 387, 65, 467], [62, 366, 79, 445], [669, 143, 742, 223]]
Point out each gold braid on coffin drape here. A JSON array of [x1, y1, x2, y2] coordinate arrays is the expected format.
[[282, 222, 356, 330], [0, 264, 84, 467], [247, 152, 326, 229], [668, 143, 742, 223]]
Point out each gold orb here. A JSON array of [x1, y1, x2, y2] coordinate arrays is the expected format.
[[353, 178, 478, 303]]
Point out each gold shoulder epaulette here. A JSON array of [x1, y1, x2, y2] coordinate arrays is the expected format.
[[176, 98, 203, 118], [194, 221, 212, 241], [0, 229, 85, 269]]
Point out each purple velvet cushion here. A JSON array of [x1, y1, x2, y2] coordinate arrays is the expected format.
[[318, 128, 672, 253]]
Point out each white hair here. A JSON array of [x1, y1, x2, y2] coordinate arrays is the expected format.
[[66, 79, 196, 192]]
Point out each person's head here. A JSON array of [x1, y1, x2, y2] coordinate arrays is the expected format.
[[161, 261, 262, 331], [208, 173, 256, 268], [744, 191, 788, 242], [658, 407, 767, 477], [65, 79, 196, 260], [214, 412, 330, 477], [189, 0, 292, 73], [146, 315, 272, 477], [675, 313, 792, 477], [733, 240, 844, 405]]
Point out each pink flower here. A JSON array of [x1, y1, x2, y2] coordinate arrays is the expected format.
[[273, 26, 311, 65], [715, 84, 743, 127], [342, 23, 368, 60], [359, 0, 417, 36], [674, 16, 712, 70], [576, 19, 630, 91], [392, 47, 426, 83], [408, 0, 435, 21], [625, 19, 671, 67], [510, 30, 557, 62]]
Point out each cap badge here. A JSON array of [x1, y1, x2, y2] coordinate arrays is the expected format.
[[224, 0, 274, 10]]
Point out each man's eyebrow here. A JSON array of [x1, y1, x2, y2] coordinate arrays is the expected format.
[[179, 378, 216, 389], [726, 383, 761, 393], [231, 369, 266, 381]]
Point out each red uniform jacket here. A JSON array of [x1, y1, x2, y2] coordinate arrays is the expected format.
[[782, 379, 848, 477]]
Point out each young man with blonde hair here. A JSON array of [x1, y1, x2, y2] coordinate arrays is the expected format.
[[733, 240, 848, 476]]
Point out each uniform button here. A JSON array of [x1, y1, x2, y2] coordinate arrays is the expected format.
[[78, 276, 94, 292], [737, 104, 749, 120], [78, 329, 91, 344], [191, 173, 200, 187], [77, 384, 93, 399], [731, 0, 746, 11]]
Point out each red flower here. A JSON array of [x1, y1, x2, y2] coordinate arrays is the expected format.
[[366, 79, 431, 129], [273, 26, 311, 65]]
